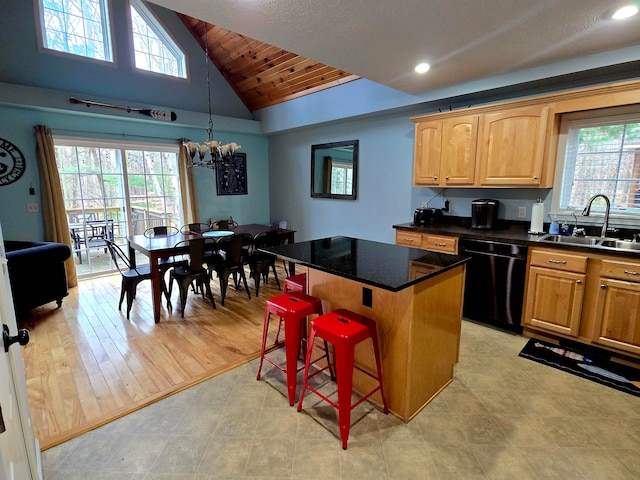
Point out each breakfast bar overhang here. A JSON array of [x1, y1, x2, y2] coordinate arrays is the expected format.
[[263, 236, 470, 421]]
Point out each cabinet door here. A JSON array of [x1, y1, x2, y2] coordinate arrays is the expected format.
[[478, 105, 548, 186], [413, 121, 442, 186], [523, 266, 584, 336], [441, 115, 478, 186], [593, 278, 640, 355]]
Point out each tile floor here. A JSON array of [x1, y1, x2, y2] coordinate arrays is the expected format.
[[41, 320, 640, 479]]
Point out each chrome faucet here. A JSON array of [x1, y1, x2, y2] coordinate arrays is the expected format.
[[581, 194, 611, 237]]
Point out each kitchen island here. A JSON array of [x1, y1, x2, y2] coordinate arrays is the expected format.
[[263, 236, 469, 421]]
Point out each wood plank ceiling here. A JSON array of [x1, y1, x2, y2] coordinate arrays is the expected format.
[[178, 15, 360, 112]]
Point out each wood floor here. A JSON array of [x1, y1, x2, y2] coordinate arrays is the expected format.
[[19, 264, 294, 451]]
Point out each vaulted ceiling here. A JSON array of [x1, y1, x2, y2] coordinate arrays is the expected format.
[[178, 15, 360, 112], [153, 1, 640, 113]]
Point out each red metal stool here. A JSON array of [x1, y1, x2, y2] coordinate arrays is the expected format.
[[256, 291, 327, 405], [276, 273, 308, 343], [297, 308, 389, 449], [283, 273, 307, 293]]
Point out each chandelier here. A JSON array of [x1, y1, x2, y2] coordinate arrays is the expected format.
[[184, 22, 240, 169]]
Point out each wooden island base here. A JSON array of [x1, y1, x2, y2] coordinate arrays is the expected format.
[[308, 264, 466, 422]]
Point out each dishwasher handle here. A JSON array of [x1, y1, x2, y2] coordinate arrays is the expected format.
[[461, 248, 527, 261]]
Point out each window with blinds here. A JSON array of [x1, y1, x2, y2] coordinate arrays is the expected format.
[[553, 106, 640, 221]]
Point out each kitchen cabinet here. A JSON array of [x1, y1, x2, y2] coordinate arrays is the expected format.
[[413, 115, 478, 187], [395, 230, 423, 249], [592, 259, 640, 356], [422, 234, 458, 254], [523, 248, 587, 337], [412, 106, 550, 188], [478, 105, 549, 186], [395, 230, 458, 254]]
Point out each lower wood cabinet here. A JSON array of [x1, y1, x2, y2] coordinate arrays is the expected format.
[[395, 230, 458, 254], [422, 234, 458, 254], [523, 249, 587, 337], [592, 259, 640, 356], [524, 248, 640, 360]]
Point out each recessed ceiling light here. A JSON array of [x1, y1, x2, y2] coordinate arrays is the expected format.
[[612, 5, 639, 19], [415, 63, 430, 74]]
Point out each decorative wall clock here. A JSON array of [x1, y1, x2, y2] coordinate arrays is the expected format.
[[216, 153, 248, 195], [0, 138, 26, 186]]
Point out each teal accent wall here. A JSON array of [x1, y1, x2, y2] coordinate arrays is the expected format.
[[0, 104, 269, 241], [0, 0, 269, 241]]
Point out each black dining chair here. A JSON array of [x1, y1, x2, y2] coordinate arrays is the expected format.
[[180, 223, 211, 234], [168, 237, 216, 317], [144, 225, 179, 237], [144, 226, 186, 304], [105, 239, 152, 320], [245, 230, 281, 296], [207, 233, 251, 306]]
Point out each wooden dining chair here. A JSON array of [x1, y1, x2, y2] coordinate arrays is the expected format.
[[168, 237, 216, 317], [105, 239, 152, 320]]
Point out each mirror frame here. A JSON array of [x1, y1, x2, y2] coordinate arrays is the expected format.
[[310, 139, 359, 200]]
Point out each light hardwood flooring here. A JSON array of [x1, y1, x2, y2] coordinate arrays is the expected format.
[[19, 263, 292, 450]]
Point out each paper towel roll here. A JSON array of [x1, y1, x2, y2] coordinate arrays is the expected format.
[[530, 202, 544, 233]]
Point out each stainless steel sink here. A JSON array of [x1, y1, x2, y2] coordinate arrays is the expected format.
[[538, 234, 640, 252], [600, 239, 640, 251], [537, 234, 602, 246]]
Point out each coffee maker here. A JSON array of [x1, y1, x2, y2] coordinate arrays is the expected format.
[[470, 199, 499, 229]]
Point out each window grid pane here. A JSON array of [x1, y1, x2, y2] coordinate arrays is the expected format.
[[561, 122, 640, 214], [130, 3, 185, 78], [41, 0, 112, 61], [54, 139, 182, 277]]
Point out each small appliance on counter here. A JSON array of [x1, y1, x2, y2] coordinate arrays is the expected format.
[[470, 199, 499, 229], [529, 199, 545, 234], [413, 207, 444, 226]]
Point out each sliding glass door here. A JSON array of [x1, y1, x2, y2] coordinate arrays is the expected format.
[[54, 137, 183, 278]]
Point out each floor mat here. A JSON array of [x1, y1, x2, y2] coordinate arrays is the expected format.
[[519, 338, 640, 397]]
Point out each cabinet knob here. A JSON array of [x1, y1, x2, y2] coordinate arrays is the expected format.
[[534, 175, 538, 180], [576, 280, 582, 284], [434, 176, 438, 180], [600, 284, 607, 289], [445, 176, 449, 180]]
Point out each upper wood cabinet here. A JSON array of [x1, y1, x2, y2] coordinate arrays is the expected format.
[[411, 79, 640, 189], [413, 120, 442, 186], [413, 115, 477, 187], [478, 105, 549, 186], [412, 106, 550, 188]]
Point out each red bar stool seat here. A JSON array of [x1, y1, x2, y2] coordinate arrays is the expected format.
[[283, 273, 307, 293], [297, 308, 389, 449], [256, 291, 328, 405]]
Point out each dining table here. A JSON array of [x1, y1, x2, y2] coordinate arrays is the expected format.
[[127, 223, 296, 322]]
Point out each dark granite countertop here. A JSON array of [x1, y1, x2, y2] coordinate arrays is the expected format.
[[393, 218, 640, 258], [262, 236, 470, 292]]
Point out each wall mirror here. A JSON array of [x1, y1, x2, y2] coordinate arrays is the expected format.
[[311, 139, 358, 200]]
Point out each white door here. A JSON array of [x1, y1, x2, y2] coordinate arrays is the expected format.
[[0, 231, 42, 480]]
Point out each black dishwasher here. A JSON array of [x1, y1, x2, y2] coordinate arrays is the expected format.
[[459, 238, 527, 333]]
